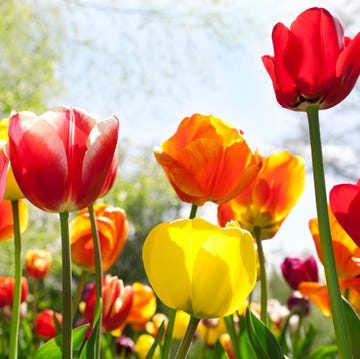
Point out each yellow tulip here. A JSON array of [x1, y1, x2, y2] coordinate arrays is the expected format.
[[142, 218, 257, 319]]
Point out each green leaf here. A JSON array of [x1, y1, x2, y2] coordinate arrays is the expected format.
[[146, 320, 165, 359], [342, 296, 360, 358], [238, 314, 258, 359], [294, 323, 316, 358], [245, 308, 284, 359], [34, 324, 90, 359], [308, 345, 337, 359], [212, 340, 230, 359], [79, 298, 103, 359]]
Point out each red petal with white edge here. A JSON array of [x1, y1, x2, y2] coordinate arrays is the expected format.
[[74, 115, 119, 211], [287, 8, 344, 95], [330, 183, 360, 247], [0, 148, 9, 200], [8, 112, 69, 212]]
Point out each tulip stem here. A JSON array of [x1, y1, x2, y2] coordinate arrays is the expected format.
[[189, 204, 198, 219], [254, 226, 268, 325], [72, 270, 88, 321], [306, 105, 352, 359], [59, 211, 72, 359], [175, 316, 200, 359], [9, 200, 21, 359], [88, 204, 103, 358], [162, 308, 176, 359]]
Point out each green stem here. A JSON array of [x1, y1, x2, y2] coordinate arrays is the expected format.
[[254, 226, 268, 325], [9, 200, 21, 359], [224, 315, 240, 359], [189, 204, 198, 219], [306, 106, 352, 359], [88, 204, 103, 359], [59, 211, 72, 359], [72, 270, 88, 321], [162, 308, 176, 359], [175, 316, 200, 359]]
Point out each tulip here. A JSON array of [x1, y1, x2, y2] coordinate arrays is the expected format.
[[70, 204, 128, 272], [34, 309, 62, 339], [280, 256, 318, 290], [218, 151, 305, 240], [0, 199, 28, 243], [125, 282, 157, 330], [262, 7, 360, 111], [198, 318, 227, 347], [142, 218, 257, 319], [287, 291, 311, 316], [309, 206, 360, 279], [134, 334, 160, 359], [154, 114, 260, 206], [0, 118, 24, 200], [0, 277, 28, 308], [83, 275, 134, 333], [329, 178, 360, 247], [172, 311, 191, 340], [7, 107, 119, 212], [25, 249, 52, 280], [115, 335, 135, 357], [145, 312, 168, 338]]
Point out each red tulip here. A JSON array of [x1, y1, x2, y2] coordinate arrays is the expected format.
[[0, 277, 28, 307], [83, 275, 134, 333], [329, 178, 360, 247], [35, 309, 62, 339], [7, 107, 119, 212], [263, 7, 360, 111]]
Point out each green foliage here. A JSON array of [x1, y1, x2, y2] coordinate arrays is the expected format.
[[0, 1, 62, 117]]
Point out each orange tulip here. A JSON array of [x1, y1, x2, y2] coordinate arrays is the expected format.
[[218, 151, 305, 239], [126, 282, 157, 330], [309, 206, 360, 279], [299, 278, 360, 317], [0, 199, 28, 243], [25, 249, 52, 280], [154, 114, 261, 206], [70, 204, 128, 272]]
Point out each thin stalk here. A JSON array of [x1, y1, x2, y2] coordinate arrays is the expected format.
[[88, 204, 103, 359], [254, 226, 268, 325], [162, 308, 176, 359], [306, 106, 352, 359], [9, 200, 21, 359], [59, 211, 73, 359], [224, 315, 240, 359], [174, 316, 200, 359], [72, 270, 88, 321], [189, 204, 198, 219]]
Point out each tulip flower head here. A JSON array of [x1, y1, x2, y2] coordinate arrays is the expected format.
[[34, 309, 62, 339], [0, 199, 28, 243], [125, 282, 157, 330], [218, 151, 305, 240], [309, 206, 360, 279], [70, 204, 128, 272], [135, 334, 160, 359], [7, 107, 119, 212], [25, 249, 52, 280], [330, 178, 360, 247], [280, 256, 318, 290], [142, 218, 257, 319], [263, 7, 360, 111], [0, 277, 28, 308], [154, 114, 261, 206], [83, 275, 134, 333]]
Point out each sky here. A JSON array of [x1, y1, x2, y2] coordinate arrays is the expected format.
[[51, 0, 360, 270]]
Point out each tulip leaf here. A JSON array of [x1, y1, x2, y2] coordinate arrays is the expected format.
[[212, 340, 230, 359], [342, 296, 360, 358], [238, 314, 258, 359], [34, 324, 90, 359], [307, 345, 338, 359], [245, 308, 284, 359], [80, 298, 103, 359], [146, 320, 165, 359]]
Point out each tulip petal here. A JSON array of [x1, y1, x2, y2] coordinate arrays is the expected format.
[[330, 184, 360, 247]]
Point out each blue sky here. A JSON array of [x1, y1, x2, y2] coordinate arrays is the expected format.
[[53, 0, 359, 269]]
